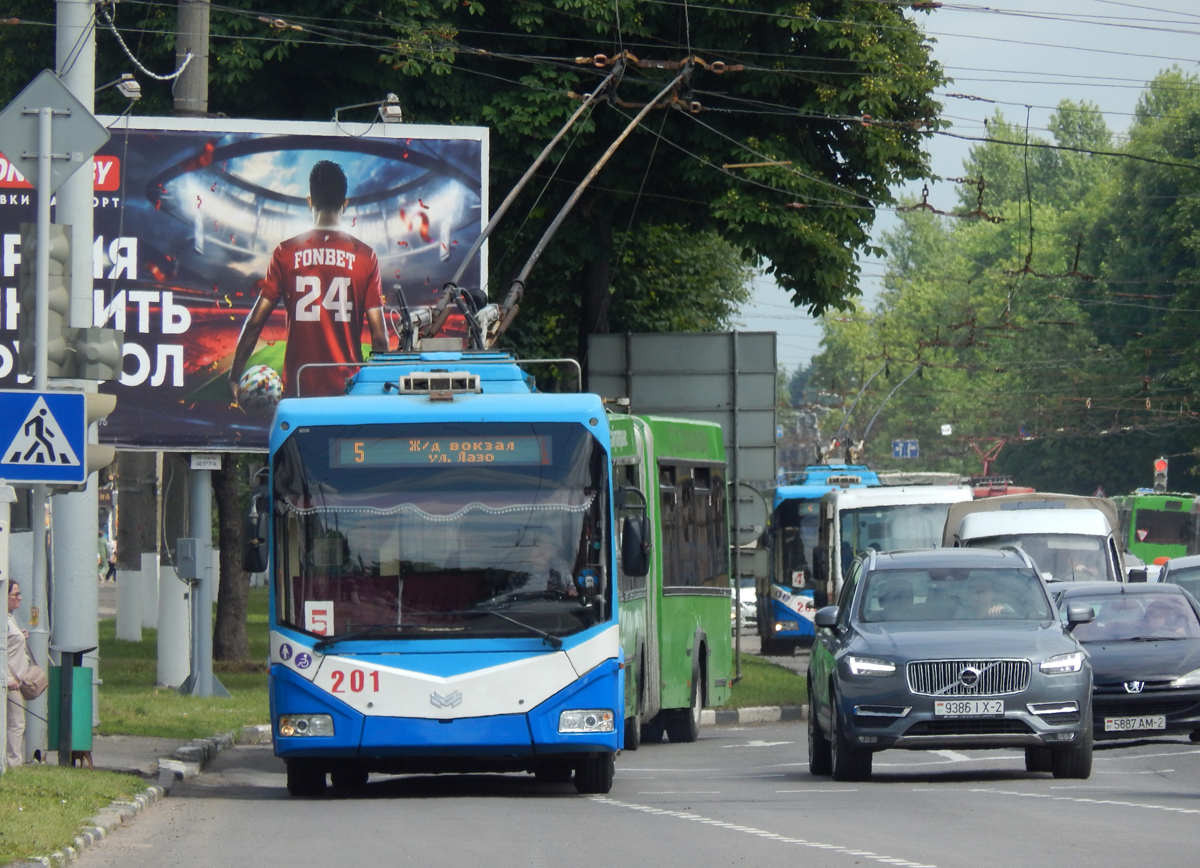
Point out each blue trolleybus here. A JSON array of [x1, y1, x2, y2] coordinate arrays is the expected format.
[[760, 465, 879, 654], [250, 350, 649, 796]]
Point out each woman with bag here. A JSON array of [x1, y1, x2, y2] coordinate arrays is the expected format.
[[7, 580, 29, 767]]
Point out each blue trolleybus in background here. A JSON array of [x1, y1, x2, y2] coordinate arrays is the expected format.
[[759, 465, 879, 654], [250, 350, 649, 797]]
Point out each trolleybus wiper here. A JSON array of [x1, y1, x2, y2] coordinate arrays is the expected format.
[[313, 622, 411, 653], [447, 609, 564, 650]]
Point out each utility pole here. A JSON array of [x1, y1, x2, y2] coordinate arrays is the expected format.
[[22, 0, 105, 759], [175, 1, 210, 118]]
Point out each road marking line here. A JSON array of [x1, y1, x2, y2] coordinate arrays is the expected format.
[[724, 740, 794, 748], [1095, 748, 1200, 761], [1095, 769, 1175, 775], [929, 750, 971, 762], [776, 789, 860, 793], [970, 788, 1200, 815], [592, 797, 936, 868], [637, 791, 720, 795]]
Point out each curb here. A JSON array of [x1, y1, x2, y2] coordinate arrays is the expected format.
[[11, 724, 271, 868], [701, 704, 807, 726], [11, 785, 165, 868]]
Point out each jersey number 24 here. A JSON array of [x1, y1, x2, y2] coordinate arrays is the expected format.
[[295, 276, 353, 323]]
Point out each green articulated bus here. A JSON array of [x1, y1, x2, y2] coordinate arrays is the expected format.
[[1114, 491, 1200, 565], [609, 413, 734, 749]]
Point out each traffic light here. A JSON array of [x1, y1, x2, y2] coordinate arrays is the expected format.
[[17, 222, 76, 378], [85, 392, 117, 476], [74, 327, 123, 381], [1153, 457, 1168, 494]]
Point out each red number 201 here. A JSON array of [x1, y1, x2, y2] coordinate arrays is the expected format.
[[330, 669, 380, 693]]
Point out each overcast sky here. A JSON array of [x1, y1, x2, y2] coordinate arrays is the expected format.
[[733, 0, 1200, 374]]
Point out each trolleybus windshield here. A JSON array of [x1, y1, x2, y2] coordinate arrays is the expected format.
[[839, 503, 954, 570], [273, 422, 610, 642]]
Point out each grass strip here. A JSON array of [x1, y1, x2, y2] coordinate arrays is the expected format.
[[97, 587, 270, 740], [0, 764, 144, 866], [724, 653, 807, 709]]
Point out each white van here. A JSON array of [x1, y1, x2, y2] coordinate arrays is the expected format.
[[943, 494, 1125, 583]]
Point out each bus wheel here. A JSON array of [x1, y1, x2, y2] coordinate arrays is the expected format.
[[534, 762, 574, 783], [666, 681, 702, 743], [574, 754, 615, 794], [286, 760, 327, 797], [640, 720, 665, 744], [330, 765, 369, 788], [624, 713, 641, 750]]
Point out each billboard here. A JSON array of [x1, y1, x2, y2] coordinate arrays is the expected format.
[[0, 117, 488, 450]]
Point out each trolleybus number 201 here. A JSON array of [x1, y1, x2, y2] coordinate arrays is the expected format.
[[329, 669, 381, 693]]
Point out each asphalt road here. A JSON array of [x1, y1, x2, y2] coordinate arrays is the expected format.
[[72, 724, 1200, 868]]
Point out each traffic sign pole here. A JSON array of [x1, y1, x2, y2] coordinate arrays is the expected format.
[[33, 107, 51, 392]]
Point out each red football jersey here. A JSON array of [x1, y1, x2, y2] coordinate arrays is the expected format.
[[258, 229, 385, 397]]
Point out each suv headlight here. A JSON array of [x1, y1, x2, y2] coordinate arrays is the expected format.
[[1040, 652, 1085, 674], [846, 656, 896, 677]]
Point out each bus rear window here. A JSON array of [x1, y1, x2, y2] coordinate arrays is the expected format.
[[1135, 509, 1191, 546]]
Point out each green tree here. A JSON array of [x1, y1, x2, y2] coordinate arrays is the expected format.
[[0, 0, 945, 359], [809, 101, 1126, 476]]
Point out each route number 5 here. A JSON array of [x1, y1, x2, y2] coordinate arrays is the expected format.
[[296, 276, 353, 322]]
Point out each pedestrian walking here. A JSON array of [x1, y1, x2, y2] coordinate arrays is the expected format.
[[6, 581, 29, 767]]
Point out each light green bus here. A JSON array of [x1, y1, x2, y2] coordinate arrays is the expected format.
[[609, 414, 734, 748]]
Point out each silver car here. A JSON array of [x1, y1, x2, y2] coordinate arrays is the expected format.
[[807, 548, 1096, 781]]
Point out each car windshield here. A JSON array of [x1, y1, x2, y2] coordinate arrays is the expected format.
[[970, 534, 1110, 582], [1065, 592, 1200, 642], [859, 568, 1054, 623], [1164, 566, 1200, 601], [272, 421, 610, 642]]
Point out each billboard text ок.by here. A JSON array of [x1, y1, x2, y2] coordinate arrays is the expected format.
[[0, 117, 488, 451]]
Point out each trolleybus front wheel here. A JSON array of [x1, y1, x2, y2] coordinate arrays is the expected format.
[[286, 760, 327, 797], [574, 753, 615, 794]]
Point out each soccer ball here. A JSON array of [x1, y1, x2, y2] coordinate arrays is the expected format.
[[237, 364, 283, 412]]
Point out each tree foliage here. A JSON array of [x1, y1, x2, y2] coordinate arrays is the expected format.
[[2, 0, 945, 359]]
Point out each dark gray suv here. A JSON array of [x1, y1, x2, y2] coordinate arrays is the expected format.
[[808, 548, 1096, 781]]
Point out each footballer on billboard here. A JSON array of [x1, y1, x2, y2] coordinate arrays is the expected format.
[[0, 117, 488, 450]]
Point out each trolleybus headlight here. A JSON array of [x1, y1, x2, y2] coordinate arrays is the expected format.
[[558, 710, 615, 733], [278, 714, 335, 737], [775, 621, 799, 632]]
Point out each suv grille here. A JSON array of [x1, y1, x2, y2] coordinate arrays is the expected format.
[[904, 718, 1033, 736], [907, 659, 1031, 696]]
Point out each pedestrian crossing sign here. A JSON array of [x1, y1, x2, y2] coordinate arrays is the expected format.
[[0, 390, 87, 484]]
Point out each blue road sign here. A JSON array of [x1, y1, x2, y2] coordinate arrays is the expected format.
[[891, 439, 920, 459], [0, 390, 87, 484]]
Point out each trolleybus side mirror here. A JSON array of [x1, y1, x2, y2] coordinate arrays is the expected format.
[[621, 515, 650, 577], [1127, 568, 1148, 583], [242, 493, 269, 574]]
